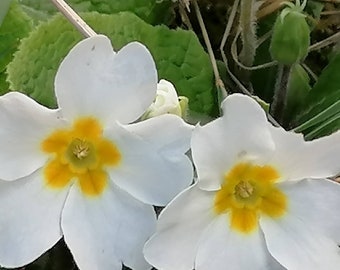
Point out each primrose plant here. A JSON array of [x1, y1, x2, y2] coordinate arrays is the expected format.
[[0, 3, 339, 269]]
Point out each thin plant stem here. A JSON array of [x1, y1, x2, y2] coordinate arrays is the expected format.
[[178, 2, 193, 29], [220, 0, 245, 96], [257, 0, 293, 19], [221, 50, 280, 127], [321, 10, 340, 15], [231, 30, 278, 71], [219, 0, 280, 127], [308, 31, 340, 52], [51, 0, 97, 38], [180, 0, 190, 11], [315, 0, 340, 3], [257, 30, 272, 47], [301, 63, 318, 82], [192, 0, 227, 105], [220, 0, 240, 51]]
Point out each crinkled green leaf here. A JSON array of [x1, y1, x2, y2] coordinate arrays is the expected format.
[[7, 12, 216, 115], [294, 53, 340, 138], [20, 0, 171, 25], [0, 0, 32, 94]]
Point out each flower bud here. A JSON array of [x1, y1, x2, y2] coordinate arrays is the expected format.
[[270, 8, 310, 65], [142, 79, 188, 120]]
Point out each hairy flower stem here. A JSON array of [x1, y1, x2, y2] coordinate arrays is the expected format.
[[271, 64, 291, 123], [239, 0, 258, 68]]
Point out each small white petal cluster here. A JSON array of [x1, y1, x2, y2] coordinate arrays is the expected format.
[[142, 79, 188, 120], [0, 35, 193, 270]]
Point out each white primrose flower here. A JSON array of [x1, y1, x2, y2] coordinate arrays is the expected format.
[[144, 94, 340, 270], [0, 35, 193, 270], [142, 79, 188, 120]]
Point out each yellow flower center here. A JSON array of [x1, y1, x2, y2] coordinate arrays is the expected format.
[[41, 117, 121, 196], [214, 163, 287, 234]]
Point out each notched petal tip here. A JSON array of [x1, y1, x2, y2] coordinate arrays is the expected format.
[[221, 94, 268, 121], [116, 41, 158, 88], [56, 34, 158, 124]]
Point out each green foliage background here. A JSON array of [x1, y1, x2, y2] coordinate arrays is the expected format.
[[2, 0, 220, 117], [7, 12, 217, 115], [0, 1, 32, 93]]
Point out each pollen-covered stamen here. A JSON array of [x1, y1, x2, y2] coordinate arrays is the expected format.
[[214, 162, 286, 234], [73, 139, 90, 159], [235, 181, 254, 199], [66, 138, 97, 171]]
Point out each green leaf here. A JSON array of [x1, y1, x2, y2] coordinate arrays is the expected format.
[[7, 12, 217, 115], [20, 0, 172, 25], [293, 53, 340, 138], [305, 0, 324, 21], [0, 0, 33, 94], [0, 0, 11, 26]]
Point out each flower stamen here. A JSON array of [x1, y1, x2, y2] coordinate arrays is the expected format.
[[235, 181, 254, 199], [73, 139, 90, 159]]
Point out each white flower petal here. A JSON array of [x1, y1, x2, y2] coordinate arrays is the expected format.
[[191, 120, 234, 191], [280, 179, 340, 243], [124, 114, 193, 155], [55, 35, 157, 124], [61, 182, 155, 270], [260, 211, 340, 269], [0, 92, 64, 180], [269, 126, 340, 181], [106, 122, 193, 206], [143, 79, 182, 118], [144, 184, 215, 270], [196, 215, 285, 270], [0, 169, 67, 267], [192, 94, 274, 191]]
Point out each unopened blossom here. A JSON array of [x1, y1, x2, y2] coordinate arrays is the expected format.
[[0, 35, 193, 270], [142, 79, 188, 120], [144, 94, 340, 270]]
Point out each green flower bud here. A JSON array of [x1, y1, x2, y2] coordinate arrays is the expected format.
[[270, 4, 310, 65]]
